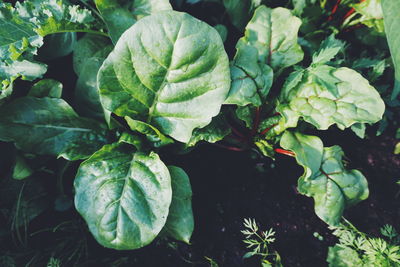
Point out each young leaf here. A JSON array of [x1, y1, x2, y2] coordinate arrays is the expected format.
[[94, 0, 172, 43], [222, 0, 261, 31], [382, 0, 400, 99], [98, 11, 231, 143], [351, 0, 384, 33], [312, 35, 345, 65], [0, 97, 108, 160], [238, 6, 304, 72], [281, 132, 369, 226], [187, 115, 231, 147], [74, 143, 172, 250], [277, 67, 385, 132], [125, 117, 174, 147], [28, 79, 63, 98], [12, 155, 33, 180], [164, 166, 194, 244], [225, 44, 273, 106]]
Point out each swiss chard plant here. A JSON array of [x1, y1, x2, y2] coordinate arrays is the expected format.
[[0, 0, 397, 252]]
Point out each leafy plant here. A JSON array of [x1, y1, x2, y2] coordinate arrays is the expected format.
[[241, 218, 282, 267], [0, 0, 397, 257], [327, 220, 400, 266]]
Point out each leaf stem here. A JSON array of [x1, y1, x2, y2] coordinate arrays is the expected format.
[[328, 0, 342, 21], [274, 148, 295, 157], [251, 107, 261, 136], [213, 143, 246, 152], [260, 124, 278, 136]]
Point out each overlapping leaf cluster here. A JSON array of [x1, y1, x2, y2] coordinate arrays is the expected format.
[[0, 0, 397, 254]]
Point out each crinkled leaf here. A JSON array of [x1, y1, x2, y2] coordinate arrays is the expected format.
[[28, 79, 62, 98], [74, 143, 172, 250], [164, 166, 194, 244], [98, 11, 230, 143], [281, 132, 369, 226], [0, 97, 108, 160], [238, 6, 303, 72], [225, 44, 273, 106], [277, 66, 385, 132], [327, 245, 363, 267], [125, 117, 174, 147], [73, 34, 113, 120], [0, 0, 99, 97], [94, 0, 172, 43], [312, 34, 345, 65], [187, 114, 231, 146], [236, 105, 255, 129], [351, 0, 384, 33], [118, 132, 144, 151], [382, 0, 400, 99]]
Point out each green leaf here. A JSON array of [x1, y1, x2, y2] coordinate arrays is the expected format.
[[222, 0, 261, 31], [0, 97, 108, 160], [277, 66, 385, 132], [94, 0, 172, 44], [125, 117, 174, 147], [214, 24, 227, 43], [98, 11, 231, 143], [28, 79, 63, 98], [74, 143, 172, 250], [187, 114, 231, 147], [118, 132, 144, 151], [38, 32, 77, 60], [351, 0, 384, 33], [238, 6, 303, 72], [382, 0, 400, 99], [312, 34, 345, 65], [236, 105, 255, 129], [164, 166, 194, 243], [327, 245, 363, 267], [73, 34, 113, 120], [12, 155, 33, 180], [225, 44, 273, 106], [350, 123, 366, 139], [281, 132, 369, 226]]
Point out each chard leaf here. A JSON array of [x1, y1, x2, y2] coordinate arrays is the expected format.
[[238, 6, 303, 72], [98, 11, 230, 143], [224, 44, 273, 106], [312, 35, 345, 65], [187, 115, 231, 147], [164, 166, 194, 243], [28, 79, 63, 98], [74, 144, 172, 250], [281, 132, 369, 226], [38, 32, 77, 60], [125, 117, 174, 147], [277, 66, 385, 132], [222, 0, 261, 31], [94, 0, 172, 43], [382, 0, 400, 99], [0, 97, 108, 160], [73, 34, 113, 120]]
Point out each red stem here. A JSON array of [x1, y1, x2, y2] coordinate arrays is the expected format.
[[328, 0, 342, 21], [230, 125, 246, 139], [342, 0, 366, 24], [260, 123, 278, 136], [274, 148, 295, 157], [251, 107, 261, 136], [213, 143, 245, 152]]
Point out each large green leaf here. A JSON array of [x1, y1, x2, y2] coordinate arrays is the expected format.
[[74, 143, 172, 250], [281, 132, 369, 225], [0, 97, 108, 160], [238, 6, 303, 72], [98, 11, 231, 143], [382, 0, 400, 99], [73, 34, 113, 120], [277, 66, 385, 133], [164, 166, 194, 243], [94, 0, 172, 43]]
